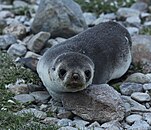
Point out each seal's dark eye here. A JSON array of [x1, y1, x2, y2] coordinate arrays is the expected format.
[[59, 69, 67, 79], [85, 70, 91, 81]]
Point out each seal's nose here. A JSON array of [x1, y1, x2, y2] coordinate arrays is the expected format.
[[72, 73, 80, 81]]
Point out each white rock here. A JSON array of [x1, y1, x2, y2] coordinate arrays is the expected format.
[[127, 120, 150, 130], [126, 27, 139, 36], [83, 12, 97, 25], [7, 43, 27, 57], [131, 92, 151, 102], [24, 51, 41, 59], [126, 16, 141, 25], [126, 114, 142, 124], [143, 113, 151, 125]]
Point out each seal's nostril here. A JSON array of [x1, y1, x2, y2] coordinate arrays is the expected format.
[[72, 73, 79, 81]]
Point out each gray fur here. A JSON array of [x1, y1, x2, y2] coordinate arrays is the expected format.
[[37, 21, 132, 99]]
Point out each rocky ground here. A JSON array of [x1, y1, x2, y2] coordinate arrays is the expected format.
[[1, 0, 151, 130]]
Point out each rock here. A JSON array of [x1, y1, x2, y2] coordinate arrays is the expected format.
[[0, 34, 17, 49], [55, 37, 67, 43], [131, 2, 148, 12], [0, 18, 7, 31], [126, 114, 142, 125], [120, 82, 143, 96], [16, 108, 47, 119], [0, 10, 14, 19], [131, 92, 151, 102], [61, 84, 125, 123], [46, 39, 59, 48], [126, 16, 141, 25], [42, 117, 59, 125], [88, 121, 101, 129], [8, 84, 29, 94], [31, 0, 87, 38], [13, 94, 35, 103], [3, 24, 27, 39], [13, 0, 29, 8], [144, 21, 151, 26], [126, 27, 139, 36], [57, 108, 73, 119], [83, 12, 97, 26], [117, 8, 140, 19], [7, 43, 27, 57], [143, 83, 151, 91], [126, 73, 150, 83], [58, 126, 78, 130], [27, 32, 50, 53], [100, 121, 123, 130], [30, 91, 50, 102], [132, 35, 151, 73], [57, 119, 73, 127], [127, 120, 150, 130], [24, 51, 41, 58], [122, 96, 150, 112], [17, 57, 39, 72], [143, 113, 151, 125], [72, 119, 89, 129]]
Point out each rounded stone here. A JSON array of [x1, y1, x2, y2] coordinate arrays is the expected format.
[[13, 94, 35, 103], [126, 114, 142, 125], [131, 92, 151, 102]]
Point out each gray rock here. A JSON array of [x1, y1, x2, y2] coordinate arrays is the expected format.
[[27, 32, 50, 53], [131, 92, 151, 102], [8, 84, 29, 94], [143, 113, 151, 125], [126, 73, 150, 83], [126, 27, 139, 36], [31, 0, 87, 38], [92, 17, 111, 25], [122, 96, 150, 112], [144, 21, 151, 26], [3, 24, 27, 39], [117, 8, 140, 18], [42, 117, 59, 125], [0, 34, 17, 49], [120, 82, 143, 96], [58, 126, 78, 130], [0, 10, 14, 19], [126, 114, 142, 125], [143, 83, 151, 91], [83, 12, 97, 25], [101, 121, 123, 130], [13, 94, 35, 103], [127, 120, 150, 130], [72, 119, 89, 130], [16, 108, 47, 119], [46, 39, 59, 48], [126, 16, 141, 25], [0, 18, 7, 31], [131, 2, 148, 12], [132, 35, 151, 73], [57, 107, 73, 119], [57, 119, 73, 127], [13, 0, 29, 8], [30, 91, 50, 102], [55, 37, 67, 43], [24, 51, 41, 58], [61, 84, 125, 123], [99, 13, 116, 20], [88, 121, 101, 129], [7, 43, 27, 57]]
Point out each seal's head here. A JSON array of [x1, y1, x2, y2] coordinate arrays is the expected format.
[[50, 52, 94, 92]]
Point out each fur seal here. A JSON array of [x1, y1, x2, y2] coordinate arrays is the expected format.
[[37, 21, 132, 100]]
